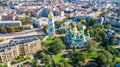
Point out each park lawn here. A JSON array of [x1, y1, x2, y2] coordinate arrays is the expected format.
[[45, 36, 62, 44], [53, 53, 63, 63], [45, 37, 55, 44], [0, 63, 7, 67], [88, 51, 98, 59]]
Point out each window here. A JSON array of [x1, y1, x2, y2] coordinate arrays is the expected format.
[[50, 29, 52, 32]]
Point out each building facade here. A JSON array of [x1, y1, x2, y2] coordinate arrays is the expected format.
[[0, 37, 41, 63], [0, 21, 22, 27], [65, 23, 90, 48]]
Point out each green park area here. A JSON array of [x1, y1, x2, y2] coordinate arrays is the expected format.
[[53, 53, 63, 63], [0, 63, 7, 67], [87, 51, 99, 59], [45, 37, 55, 44], [0, 26, 24, 33]]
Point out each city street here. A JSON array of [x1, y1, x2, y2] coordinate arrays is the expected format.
[[0, 28, 44, 44]]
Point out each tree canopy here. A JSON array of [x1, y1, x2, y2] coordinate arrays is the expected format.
[[48, 38, 66, 54], [85, 40, 98, 52], [96, 50, 114, 67]]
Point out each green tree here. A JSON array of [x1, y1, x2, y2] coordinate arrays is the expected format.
[[96, 50, 114, 67], [30, 59, 38, 67], [106, 46, 120, 57], [42, 55, 51, 64], [88, 29, 94, 37], [21, 17, 31, 25], [34, 51, 46, 59], [34, 51, 51, 65], [6, 26, 15, 33], [80, 20, 86, 25], [105, 24, 111, 30], [45, 64, 52, 67], [61, 58, 72, 67], [93, 23, 104, 29], [95, 35, 102, 42], [85, 40, 98, 52], [56, 62, 64, 67], [98, 31, 107, 41], [48, 39, 66, 54], [59, 29, 66, 34], [109, 35, 116, 45], [73, 46, 76, 51], [0, 27, 7, 33], [43, 25, 48, 33], [70, 51, 87, 66], [64, 64, 72, 67], [93, 19, 98, 24]]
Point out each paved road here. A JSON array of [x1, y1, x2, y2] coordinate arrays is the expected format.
[[0, 28, 44, 44], [0, 28, 43, 39]]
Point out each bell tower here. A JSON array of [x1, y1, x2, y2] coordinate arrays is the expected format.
[[47, 7, 55, 36]]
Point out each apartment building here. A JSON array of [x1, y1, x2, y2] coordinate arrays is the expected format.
[[0, 37, 41, 63]]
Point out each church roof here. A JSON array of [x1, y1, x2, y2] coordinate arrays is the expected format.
[[85, 33, 90, 36], [72, 23, 78, 31], [48, 10, 54, 18]]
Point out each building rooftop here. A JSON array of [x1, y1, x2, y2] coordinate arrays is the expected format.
[[0, 37, 39, 53], [0, 21, 21, 23]]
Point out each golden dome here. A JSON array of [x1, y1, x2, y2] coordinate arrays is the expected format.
[[48, 10, 54, 18], [72, 23, 78, 31]]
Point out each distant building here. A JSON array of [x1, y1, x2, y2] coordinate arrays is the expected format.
[[105, 17, 120, 28], [1, 14, 16, 21], [0, 37, 41, 63], [31, 17, 48, 27], [0, 21, 22, 27], [65, 23, 90, 48], [60, 11, 64, 17], [37, 7, 60, 17]]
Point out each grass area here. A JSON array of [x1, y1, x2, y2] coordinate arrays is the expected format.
[[45, 37, 55, 43], [116, 58, 120, 64], [88, 51, 98, 59], [44, 36, 64, 49], [0, 63, 7, 67], [44, 36, 64, 44], [11, 56, 31, 65], [0, 39, 4, 42], [53, 53, 63, 63]]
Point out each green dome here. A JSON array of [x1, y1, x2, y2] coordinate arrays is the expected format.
[[80, 35, 83, 38], [86, 33, 90, 36]]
